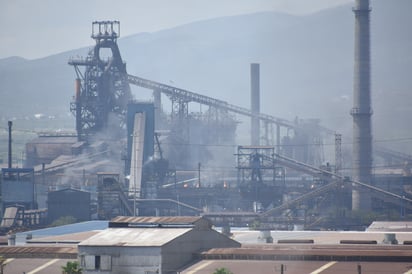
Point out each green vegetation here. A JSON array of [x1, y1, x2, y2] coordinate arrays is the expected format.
[[62, 261, 82, 274], [50, 216, 77, 227], [213, 267, 233, 274], [248, 219, 261, 230]]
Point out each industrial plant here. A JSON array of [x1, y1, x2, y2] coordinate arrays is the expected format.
[[1, 0, 412, 235]]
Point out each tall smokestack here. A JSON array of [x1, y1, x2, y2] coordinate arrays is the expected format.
[[8, 121, 12, 168], [351, 0, 373, 211], [251, 63, 260, 146]]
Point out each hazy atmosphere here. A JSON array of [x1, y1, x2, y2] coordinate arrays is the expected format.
[[0, 0, 411, 186], [1, 2, 412, 272], [1, 0, 411, 148], [1, 0, 352, 59]]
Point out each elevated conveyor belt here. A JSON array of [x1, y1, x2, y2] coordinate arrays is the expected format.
[[375, 145, 412, 164], [261, 181, 339, 217], [135, 199, 202, 214], [127, 74, 295, 129], [261, 153, 412, 217]]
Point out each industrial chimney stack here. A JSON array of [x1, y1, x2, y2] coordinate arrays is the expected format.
[[351, 0, 373, 211], [8, 121, 12, 169], [251, 63, 260, 146]]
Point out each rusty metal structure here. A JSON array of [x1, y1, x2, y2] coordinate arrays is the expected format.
[[59, 16, 412, 227], [64, 21, 347, 219], [97, 173, 133, 220], [126, 74, 326, 168], [66, 21, 327, 170], [236, 146, 285, 208], [69, 21, 132, 141]]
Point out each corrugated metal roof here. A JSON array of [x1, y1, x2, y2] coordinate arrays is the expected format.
[[0, 245, 77, 259], [181, 260, 412, 274], [27, 136, 77, 144], [79, 228, 191, 247], [3, 258, 73, 273], [110, 216, 203, 224], [109, 216, 212, 230], [367, 221, 412, 232], [18, 220, 108, 239], [200, 244, 412, 258], [27, 230, 100, 244]]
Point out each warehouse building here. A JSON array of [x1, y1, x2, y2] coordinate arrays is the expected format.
[[48, 188, 91, 224], [77, 216, 240, 274]]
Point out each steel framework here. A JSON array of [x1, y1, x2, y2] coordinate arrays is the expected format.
[[67, 21, 329, 167], [68, 21, 132, 141]]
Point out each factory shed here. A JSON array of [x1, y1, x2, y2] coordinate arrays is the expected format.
[[78, 216, 240, 274], [47, 188, 91, 224], [25, 135, 78, 167]]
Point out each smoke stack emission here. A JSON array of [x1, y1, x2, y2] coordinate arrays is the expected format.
[[251, 63, 260, 146], [8, 121, 12, 168], [351, 0, 373, 211]]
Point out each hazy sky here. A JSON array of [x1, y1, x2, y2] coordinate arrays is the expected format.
[[0, 0, 352, 60]]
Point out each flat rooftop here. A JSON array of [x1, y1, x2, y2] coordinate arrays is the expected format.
[[181, 260, 412, 274], [230, 229, 412, 245], [1, 223, 412, 274], [179, 229, 412, 273]]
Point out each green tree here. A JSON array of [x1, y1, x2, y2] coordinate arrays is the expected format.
[[213, 267, 233, 274], [62, 261, 82, 274]]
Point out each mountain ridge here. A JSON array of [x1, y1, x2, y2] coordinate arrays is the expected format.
[[0, 0, 411, 151]]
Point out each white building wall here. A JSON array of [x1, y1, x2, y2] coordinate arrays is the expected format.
[[162, 229, 240, 273], [79, 246, 162, 274], [78, 226, 240, 274]]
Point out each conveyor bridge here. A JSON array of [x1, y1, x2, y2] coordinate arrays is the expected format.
[[193, 152, 412, 228], [262, 153, 412, 217], [127, 74, 295, 129]]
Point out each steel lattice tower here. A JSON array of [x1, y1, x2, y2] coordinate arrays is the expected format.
[[69, 21, 132, 141]]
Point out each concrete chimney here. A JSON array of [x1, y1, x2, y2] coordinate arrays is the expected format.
[[251, 63, 260, 146], [8, 121, 12, 169], [351, 0, 373, 211]]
